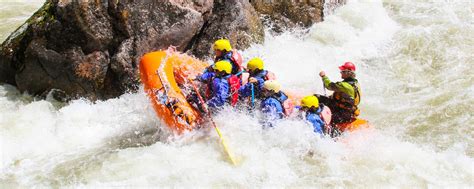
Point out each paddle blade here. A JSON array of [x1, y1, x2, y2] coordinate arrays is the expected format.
[[214, 126, 238, 165]]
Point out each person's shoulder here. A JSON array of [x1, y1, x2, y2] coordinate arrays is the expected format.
[[263, 97, 276, 103], [213, 77, 225, 83], [338, 81, 353, 86], [306, 113, 317, 121], [309, 112, 322, 119], [307, 112, 316, 117]]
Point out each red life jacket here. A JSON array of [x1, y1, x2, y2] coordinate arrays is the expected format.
[[319, 105, 332, 126], [226, 51, 242, 105], [227, 75, 241, 106], [265, 71, 276, 80], [281, 99, 294, 117], [205, 75, 241, 107], [319, 105, 332, 134], [230, 50, 243, 73]]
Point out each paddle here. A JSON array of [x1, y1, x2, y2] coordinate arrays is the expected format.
[[322, 77, 327, 96], [251, 83, 255, 108], [190, 81, 237, 165]]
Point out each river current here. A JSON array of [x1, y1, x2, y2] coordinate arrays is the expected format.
[[1, 0, 473, 187]]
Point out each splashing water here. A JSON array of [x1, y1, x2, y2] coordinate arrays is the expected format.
[[1, 0, 473, 187]]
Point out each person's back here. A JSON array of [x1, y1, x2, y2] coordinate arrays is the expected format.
[[259, 80, 284, 127], [300, 95, 325, 135], [306, 111, 324, 134], [261, 96, 284, 120], [196, 61, 233, 111], [207, 75, 230, 108], [318, 62, 361, 125]]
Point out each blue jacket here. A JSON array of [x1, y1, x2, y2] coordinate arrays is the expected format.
[[260, 95, 284, 127], [305, 107, 325, 134], [274, 91, 288, 104], [239, 70, 268, 98], [198, 71, 216, 83], [206, 75, 230, 108]]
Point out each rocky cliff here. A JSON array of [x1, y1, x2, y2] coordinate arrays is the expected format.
[[0, 0, 346, 101]]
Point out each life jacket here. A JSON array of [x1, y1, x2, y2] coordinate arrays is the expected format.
[[215, 50, 243, 75], [318, 105, 332, 135], [264, 71, 276, 80], [230, 50, 243, 72], [274, 91, 294, 117], [205, 75, 240, 107], [240, 70, 276, 86], [332, 79, 361, 117], [227, 74, 241, 106], [319, 105, 332, 126]]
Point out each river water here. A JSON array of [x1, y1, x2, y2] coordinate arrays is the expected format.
[[1, 0, 473, 187]]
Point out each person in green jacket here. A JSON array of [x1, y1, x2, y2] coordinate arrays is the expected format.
[[317, 62, 361, 125]]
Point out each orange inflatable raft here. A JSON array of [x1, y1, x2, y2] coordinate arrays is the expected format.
[[139, 50, 208, 133], [336, 118, 370, 132], [139, 50, 369, 134]]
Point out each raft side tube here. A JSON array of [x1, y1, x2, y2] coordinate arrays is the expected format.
[[139, 51, 207, 133]]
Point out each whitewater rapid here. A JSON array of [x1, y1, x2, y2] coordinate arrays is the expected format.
[[1, 0, 473, 187]]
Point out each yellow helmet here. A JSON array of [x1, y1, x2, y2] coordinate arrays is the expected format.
[[263, 80, 281, 93], [301, 95, 319, 108], [247, 57, 264, 71], [213, 60, 232, 74], [213, 39, 232, 52]]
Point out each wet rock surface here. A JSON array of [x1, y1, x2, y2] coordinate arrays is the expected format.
[[0, 0, 345, 101], [189, 0, 264, 58]]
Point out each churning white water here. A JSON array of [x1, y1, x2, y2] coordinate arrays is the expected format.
[[1, 0, 473, 187]]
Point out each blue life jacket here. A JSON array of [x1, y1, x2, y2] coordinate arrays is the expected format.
[[206, 75, 231, 108], [260, 95, 284, 127], [305, 107, 325, 134], [199, 71, 216, 83], [274, 91, 288, 104]]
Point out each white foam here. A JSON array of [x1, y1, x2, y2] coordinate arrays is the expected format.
[[1, 0, 473, 187]]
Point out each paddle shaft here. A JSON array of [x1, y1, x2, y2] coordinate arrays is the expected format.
[[322, 78, 327, 96], [251, 83, 255, 108], [189, 81, 237, 165]]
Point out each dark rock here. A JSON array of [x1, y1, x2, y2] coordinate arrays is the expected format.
[[190, 0, 264, 58], [109, 37, 137, 96], [0, 50, 16, 85], [16, 39, 67, 96], [49, 1, 114, 54], [0, 0, 56, 86], [0, 0, 221, 100], [0, 0, 346, 101]]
